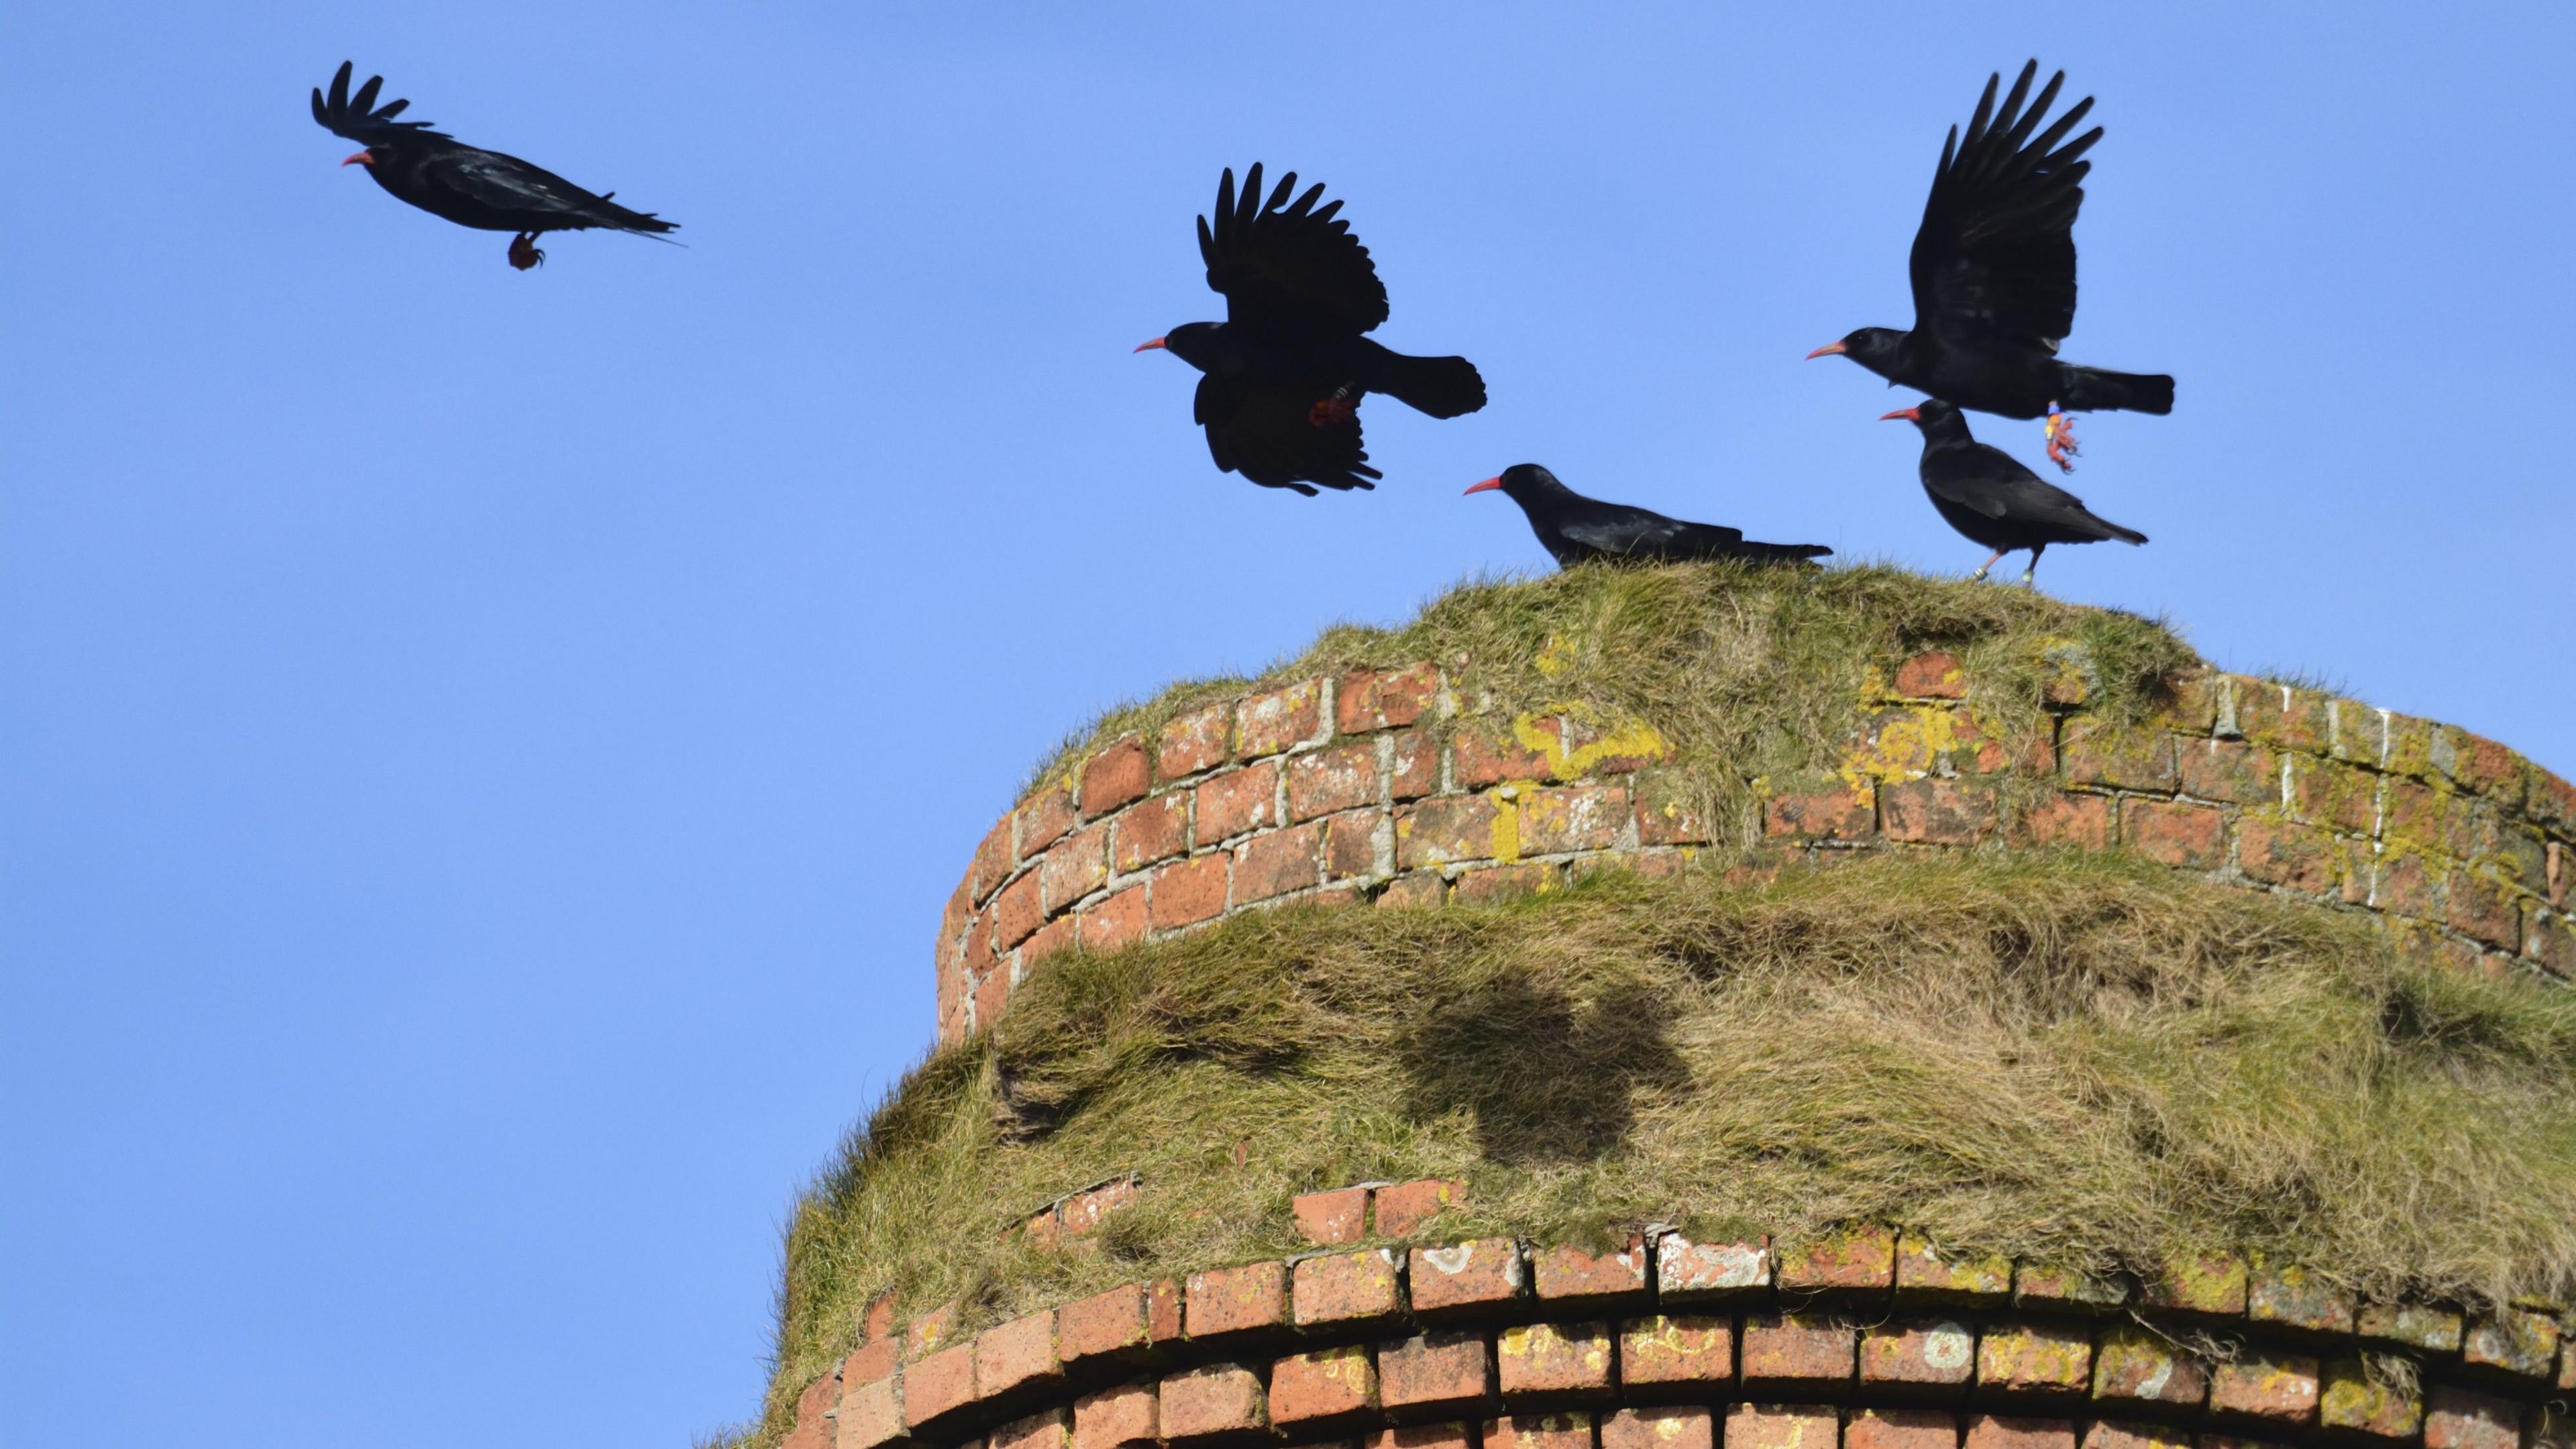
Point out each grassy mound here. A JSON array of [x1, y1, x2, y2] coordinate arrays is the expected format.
[[760, 854, 2576, 1438]]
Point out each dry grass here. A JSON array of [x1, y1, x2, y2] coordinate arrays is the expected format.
[[746, 853, 2576, 1444]]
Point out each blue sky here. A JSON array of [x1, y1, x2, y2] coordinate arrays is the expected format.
[[3, 5, 2569, 1446]]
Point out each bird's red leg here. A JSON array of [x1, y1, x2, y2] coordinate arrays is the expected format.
[[1970, 549, 2008, 582], [2043, 402, 2079, 473], [507, 232, 547, 271]]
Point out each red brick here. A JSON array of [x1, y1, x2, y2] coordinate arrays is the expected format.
[[1149, 855, 1228, 929], [841, 1337, 900, 1389], [1271, 1343, 1378, 1426], [1293, 1186, 1369, 1245], [1895, 651, 1968, 699], [2210, 1352, 2318, 1422], [788, 1370, 839, 1449], [993, 869, 1046, 949], [1766, 785, 1876, 840], [1158, 1362, 1267, 1442], [2447, 871, 2524, 951], [1966, 1417, 2072, 1449], [1378, 873, 1446, 908], [1976, 1321, 2090, 1397], [1725, 1404, 1838, 1449], [1636, 771, 1712, 846], [1882, 779, 1997, 845], [2463, 1306, 2559, 1378], [1042, 823, 1111, 913], [903, 1341, 975, 1428], [2125, 800, 2224, 869], [1521, 785, 1629, 854], [2019, 794, 2110, 851], [1380, 1331, 1489, 1412], [2246, 1263, 2354, 1334], [1057, 1285, 1148, 1368], [1185, 1260, 1286, 1341], [1894, 1234, 2010, 1304], [1533, 1238, 1648, 1306], [1607, 1407, 1715, 1449], [1148, 1278, 1182, 1344], [1658, 1232, 1772, 1303], [2063, 721, 2179, 793], [993, 1409, 1069, 1449], [2155, 670, 2224, 733], [1340, 664, 1439, 733], [1861, 1320, 1976, 1387], [1290, 741, 1381, 821], [2237, 818, 2342, 895], [838, 1373, 906, 1449], [1079, 887, 1148, 954], [1499, 1320, 1614, 1396], [1778, 1225, 1895, 1293], [973, 816, 1017, 902], [1112, 795, 1188, 873], [1235, 820, 1325, 903], [1371, 1426, 1474, 1449], [2080, 1426, 2186, 1449], [2091, 1327, 2206, 1405], [1238, 680, 1322, 757], [1021, 784, 1081, 857], [1022, 914, 1076, 968], [970, 964, 1010, 1033], [1058, 1177, 1136, 1238], [1741, 1312, 1856, 1387], [2356, 1302, 2461, 1352], [1194, 762, 1279, 844], [1456, 724, 1554, 786], [1324, 808, 1384, 881], [1294, 1248, 1402, 1328], [2383, 782, 2479, 857], [1158, 702, 1232, 782], [1073, 1384, 1158, 1449], [1409, 1238, 1523, 1315], [2237, 684, 2328, 753], [1621, 1315, 1734, 1386], [2288, 757, 2378, 835], [1454, 862, 1556, 902], [2532, 907, 2576, 979], [2424, 1388, 2520, 1449], [862, 1289, 898, 1344], [2141, 1253, 2247, 1316], [2378, 853, 2436, 918], [1376, 1178, 1468, 1236], [975, 1311, 1061, 1400], [1847, 1409, 1959, 1449], [2178, 740, 2281, 808], [1489, 1414, 1595, 1449], [1389, 730, 1441, 800], [2318, 1360, 2422, 1438], [1081, 739, 1149, 818]]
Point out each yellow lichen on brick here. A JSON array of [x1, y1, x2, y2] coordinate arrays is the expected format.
[[1508, 705, 1672, 780], [1836, 706, 1963, 790]]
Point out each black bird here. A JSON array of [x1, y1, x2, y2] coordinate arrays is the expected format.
[[1807, 61, 2172, 471], [313, 61, 678, 270], [1466, 464, 1831, 568], [1881, 399, 2145, 585], [1136, 164, 1487, 495]]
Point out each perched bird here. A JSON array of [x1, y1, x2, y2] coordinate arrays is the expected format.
[[1466, 464, 1831, 568], [1807, 61, 2172, 471], [1137, 164, 1487, 495], [1881, 399, 2145, 585], [312, 61, 678, 270]]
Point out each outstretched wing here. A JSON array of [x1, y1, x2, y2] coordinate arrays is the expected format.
[[417, 149, 680, 234], [311, 60, 449, 143], [1193, 376, 1381, 494], [1199, 164, 1390, 335], [1908, 61, 2100, 355]]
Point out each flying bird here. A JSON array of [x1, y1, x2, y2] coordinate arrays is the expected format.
[[1466, 465, 1831, 568], [1881, 399, 2145, 585], [1807, 61, 2172, 472], [1136, 164, 1487, 495], [312, 61, 678, 270]]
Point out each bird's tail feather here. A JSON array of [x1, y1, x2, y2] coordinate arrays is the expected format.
[[1733, 541, 1834, 562], [1362, 350, 1487, 419], [2063, 367, 2174, 415]]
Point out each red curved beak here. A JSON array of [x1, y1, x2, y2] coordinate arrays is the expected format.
[[341, 150, 374, 167], [1464, 476, 1502, 496], [1805, 341, 1847, 360], [1880, 407, 1921, 422], [1132, 336, 1167, 353]]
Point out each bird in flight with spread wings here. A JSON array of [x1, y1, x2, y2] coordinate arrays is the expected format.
[[1807, 62, 2171, 471], [1136, 164, 1487, 495], [311, 61, 678, 271]]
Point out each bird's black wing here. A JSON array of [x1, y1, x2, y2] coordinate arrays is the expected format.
[[1907, 61, 2100, 356], [1556, 510, 1737, 560], [311, 61, 449, 143], [1193, 375, 1380, 494], [1199, 164, 1390, 336], [1928, 443, 2137, 540], [417, 148, 679, 233]]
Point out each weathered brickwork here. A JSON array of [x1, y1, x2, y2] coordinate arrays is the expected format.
[[792, 1225, 2575, 1449], [936, 661, 2574, 1042]]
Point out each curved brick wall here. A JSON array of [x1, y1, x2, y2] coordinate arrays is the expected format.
[[935, 658, 2575, 1044], [779, 1183, 2575, 1449]]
